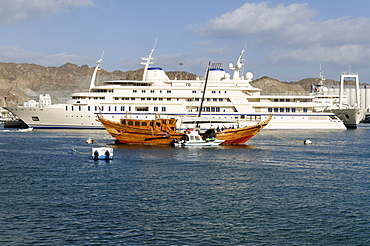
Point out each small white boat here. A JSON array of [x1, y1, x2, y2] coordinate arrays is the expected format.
[[171, 128, 224, 147], [92, 147, 113, 160]]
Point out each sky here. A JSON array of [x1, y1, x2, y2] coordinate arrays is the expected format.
[[1, 0, 370, 82]]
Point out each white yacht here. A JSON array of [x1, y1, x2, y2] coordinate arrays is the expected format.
[[310, 67, 365, 128], [5, 48, 346, 130]]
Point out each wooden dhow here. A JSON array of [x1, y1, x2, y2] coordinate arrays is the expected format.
[[97, 114, 272, 145]]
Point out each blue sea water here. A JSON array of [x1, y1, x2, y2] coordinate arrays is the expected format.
[[0, 124, 369, 245]]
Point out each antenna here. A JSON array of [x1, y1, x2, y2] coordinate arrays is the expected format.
[[141, 39, 158, 81], [229, 46, 246, 80], [89, 51, 104, 91]]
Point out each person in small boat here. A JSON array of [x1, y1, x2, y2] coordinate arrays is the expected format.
[[105, 150, 110, 160], [203, 129, 216, 141], [93, 150, 99, 160], [169, 138, 178, 146]]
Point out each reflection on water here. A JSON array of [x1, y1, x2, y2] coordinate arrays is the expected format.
[[0, 125, 369, 245]]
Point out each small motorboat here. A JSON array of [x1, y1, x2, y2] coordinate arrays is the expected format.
[[86, 138, 94, 144], [171, 128, 224, 147]]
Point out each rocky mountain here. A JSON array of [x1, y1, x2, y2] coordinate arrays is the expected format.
[[0, 61, 354, 106], [0, 62, 200, 106]]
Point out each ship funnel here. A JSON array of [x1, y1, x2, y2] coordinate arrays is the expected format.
[[144, 67, 170, 81]]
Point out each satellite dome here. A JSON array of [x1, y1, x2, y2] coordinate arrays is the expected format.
[[245, 72, 253, 80]]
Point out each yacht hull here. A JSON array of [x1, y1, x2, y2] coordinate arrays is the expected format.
[[5, 105, 346, 130], [331, 108, 365, 128]]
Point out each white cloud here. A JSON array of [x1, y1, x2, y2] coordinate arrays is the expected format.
[[196, 3, 315, 39], [0, 0, 94, 25], [195, 2, 370, 68], [197, 2, 370, 46], [268, 44, 370, 67], [0, 45, 93, 66]]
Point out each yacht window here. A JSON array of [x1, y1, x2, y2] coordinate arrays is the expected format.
[[162, 107, 166, 112], [268, 108, 272, 112], [280, 99, 284, 102], [292, 108, 296, 112], [88, 106, 91, 111], [150, 90, 155, 93], [303, 108, 308, 112], [136, 107, 149, 111], [167, 98, 171, 101], [142, 90, 146, 93], [65, 106, 68, 111], [133, 90, 137, 93], [286, 108, 290, 112], [274, 108, 278, 112], [121, 106, 125, 111], [280, 108, 284, 112], [154, 107, 158, 112], [167, 90, 171, 93]]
